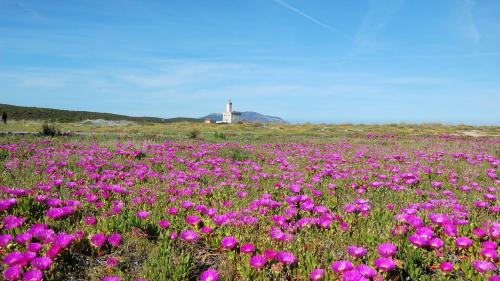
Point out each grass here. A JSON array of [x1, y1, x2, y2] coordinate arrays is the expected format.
[[0, 125, 498, 280]]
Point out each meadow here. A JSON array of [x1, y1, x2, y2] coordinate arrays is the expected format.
[[0, 123, 499, 280]]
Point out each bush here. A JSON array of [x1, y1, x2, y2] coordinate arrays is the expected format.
[[40, 123, 62, 137], [187, 129, 200, 139], [214, 132, 226, 140]]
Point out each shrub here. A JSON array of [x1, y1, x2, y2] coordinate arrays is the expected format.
[[187, 129, 200, 139], [40, 123, 61, 137]]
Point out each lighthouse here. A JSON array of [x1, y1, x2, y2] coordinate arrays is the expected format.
[[222, 99, 241, 124]]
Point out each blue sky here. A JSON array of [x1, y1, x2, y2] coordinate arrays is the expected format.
[[1, 0, 499, 124]]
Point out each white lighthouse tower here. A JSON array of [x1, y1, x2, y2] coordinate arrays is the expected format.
[[222, 99, 241, 124]]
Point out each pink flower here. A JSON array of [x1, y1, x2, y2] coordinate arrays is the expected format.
[[309, 269, 324, 281], [331, 260, 353, 274], [180, 230, 198, 243], [455, 237, 473, 249], [136, 211, 149, 219], [220, 236, 237, 250], [108, 234, 122, 247], [22, 269, 43, 281], [439, 262, 453, 273], [347, 246, 367, 258], [374, 257, 396, 272], [90, 233, 107, 248], [3, 266, 22, 281], [199, 268, 218, 281], [249, 255, 266, 269], [240, 244, 254, 254], [31, 257, 52, 271], [3, 252, 25, 266], [472, 260, 495, 273], [158, 220, 170, 229], [377, 243, 397, 257]]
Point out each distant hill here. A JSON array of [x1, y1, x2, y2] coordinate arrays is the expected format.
[[0, 104, 201, 123], [202, 111, 287, 124]]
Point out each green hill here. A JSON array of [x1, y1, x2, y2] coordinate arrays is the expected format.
[[0, 103, 201, 123]]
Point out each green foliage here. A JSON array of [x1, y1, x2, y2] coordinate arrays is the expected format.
[[0, 103, 202, 123], [140, 238, 196, 280], [188, 129, 201, 139], [214, 131, 226, 140], [40, 123, 62, 137]]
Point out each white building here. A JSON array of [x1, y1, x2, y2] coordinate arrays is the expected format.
[[221, 99, 241, 124]]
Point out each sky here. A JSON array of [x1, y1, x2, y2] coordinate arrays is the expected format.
[[1, 0, 500, 124]]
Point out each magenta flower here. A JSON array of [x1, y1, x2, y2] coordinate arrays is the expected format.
[[3, 252, 25, 266], [185, 215, 201, 226], [240, 244, 254, 254], [489, 223, 499, 239], [481, 248, 497, 260], [439, 262, 453, 273], [90, 233, 107, 248], [355, 264, 377, 278], [408, 234, 428, 248], [0, 198, 16, 211], [27, 243, 42, 252], [347, 246, 367, 258], [199, 268, 218, 281], [3, 215, 25, 230], [249, 255, 266, 269], [263, 249, 277, 261], [84, 216, 97, 225], [429, 238, 444, 249], [136, 211, 149, 219], [106, 257, 119, 268], [108, 234, 122, 247], [331, 260, 353, 274], [220, 236, 238, 250], [15, 233, 32, 244], [471, 260, 496, 273], [277, 251, 296, 265], [31, 257, 52, 271], [481, 241, 497, 250], [342, 270, 368, 281], [455, 237, 473, 249], [3, 266, 22, 281], [472, 228, 488, 238], [374, 257, 396, 272], [22, 269, 43, 281], [309, 268, 324, 281], [377, 243, 397, 257], [158, 220, 170, 229], [0, 234, 12, 248], [180, 230, 199, 243]]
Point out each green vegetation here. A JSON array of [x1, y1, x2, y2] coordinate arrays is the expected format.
[[0, 103, 202, 124]]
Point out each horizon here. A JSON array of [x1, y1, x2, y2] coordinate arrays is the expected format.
[[1, 1, 500, 125]]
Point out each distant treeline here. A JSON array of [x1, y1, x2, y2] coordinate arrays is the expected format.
[[0, 104, 202, 123]]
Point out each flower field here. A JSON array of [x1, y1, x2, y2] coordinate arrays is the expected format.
[[0, 134, 498, 280]]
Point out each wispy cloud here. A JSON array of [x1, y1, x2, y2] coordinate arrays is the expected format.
[[355, 0, 404, 49], [273, 0, 333, 30], [461, 0, 480, 43]]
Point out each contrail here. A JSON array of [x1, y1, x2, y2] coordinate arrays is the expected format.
[[273, 0, 333, 30]]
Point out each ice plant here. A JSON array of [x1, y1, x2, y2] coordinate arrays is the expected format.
[[331, 260, 353, 274], [374, 257, 396, 272], [220, 236, 238, 250], [199, 268, 218, 281], [347, 246, 367, 258], [180, 230, 199, 243], [309, 269, 324, 281], [90, 233, 107, 248], [377, 243, 397, 257], [108, 233, 122, 248], [249, 255, 267, 269]]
